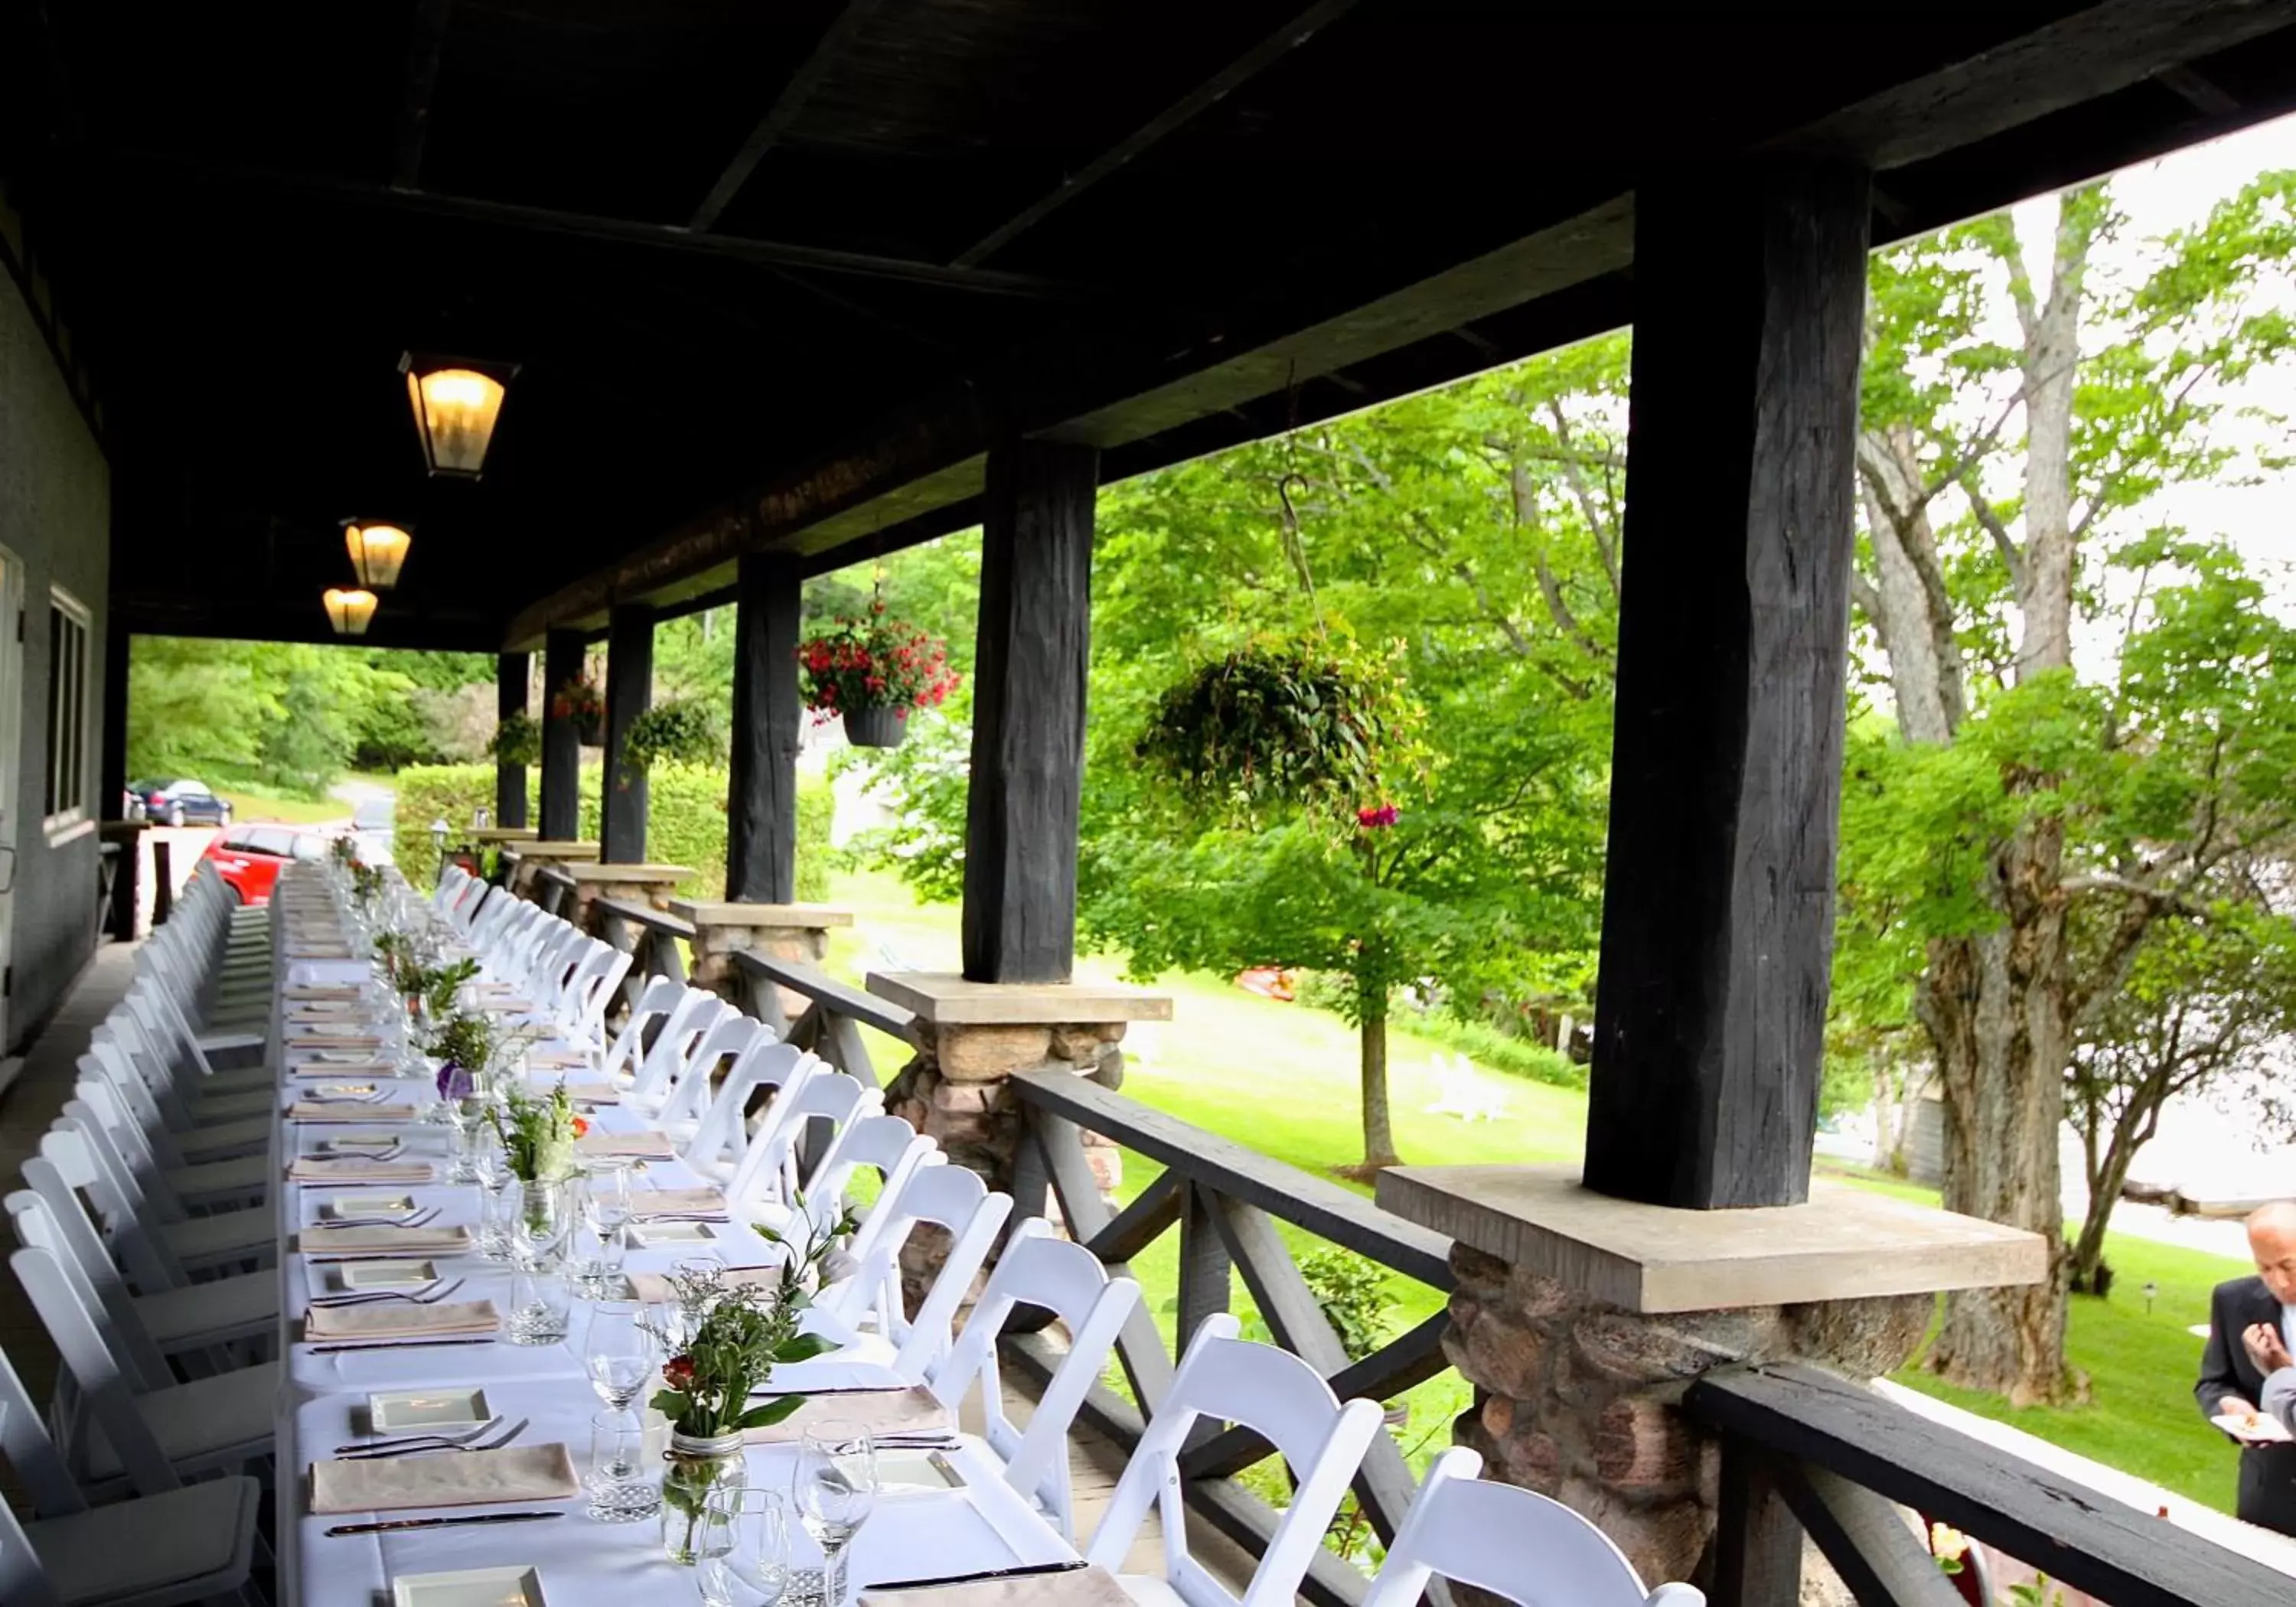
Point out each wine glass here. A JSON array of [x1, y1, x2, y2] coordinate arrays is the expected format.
[[574, 1164, 634, 1296], [583, 1299, 657, 1423], [698, 1488, 791, 1607], [792, 1422, 876, 1607]]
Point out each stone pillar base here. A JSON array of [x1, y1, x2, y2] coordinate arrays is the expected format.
[[563, 862, 692, 932], [671, 901, 853, 1010], [866, 973, 1172, 1299], [509, 839, 598, 897], [1378, 1164, 2047, 1591]]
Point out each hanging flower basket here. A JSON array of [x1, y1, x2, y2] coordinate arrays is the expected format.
[[842, 704, 908, 749], [487, 711, 542, 768], [550, 675, 606, 746], [798, 605, 958, 747], [621, 698, 720, 772]]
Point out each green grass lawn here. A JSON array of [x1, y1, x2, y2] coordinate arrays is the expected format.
[[215, 788, 345, 824], [816, 866, 2255, 1513]]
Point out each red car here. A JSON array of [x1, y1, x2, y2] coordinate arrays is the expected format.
[[201, 824, 330, 905]]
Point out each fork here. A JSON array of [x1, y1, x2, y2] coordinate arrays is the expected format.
[[309, 1277, 465, 1309], [334, 1416, 529, 1460], [316, 1207, 440, 1231], [334, 1414, 504, 1455]]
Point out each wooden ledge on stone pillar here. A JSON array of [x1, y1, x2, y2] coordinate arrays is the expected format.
[[559, 861, 693, 929], [1377, 1161, 2044, 1314], [469, 826, 540, 846], [866, 972, 1171, 1203], [507, 839, 598, 893], [671, 901, 854, 1002]]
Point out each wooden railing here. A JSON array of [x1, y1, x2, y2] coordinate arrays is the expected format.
[[729, 950, 915, 1087], [591, 898, 693, 1019], [1006, 1066, 1455, 1607], [1688, 1362, 2293, 1607], [530, 863, 578, 918]]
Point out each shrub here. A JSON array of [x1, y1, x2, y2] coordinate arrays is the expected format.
[[622, 700, 720, 771], [1406, 1012, 1584, 1089], [488, 711, 542, 768], [393, 761, 834, 903]]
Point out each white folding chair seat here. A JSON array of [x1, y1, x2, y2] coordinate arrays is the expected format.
[[10, 1183, 273, 1364], [1088, 1313, 1382, 1607], [1365, 1449, 1704, 1607], [159, 1153, 268, 1208], [925, 1217, 1135, 1537]]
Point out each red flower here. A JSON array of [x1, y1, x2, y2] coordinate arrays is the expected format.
[[1356, 803, 1400, 830], [571, 1115, 590, 1137], [663, 1354, 696, 1391]]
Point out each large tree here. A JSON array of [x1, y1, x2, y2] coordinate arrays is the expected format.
[[1844, 175, 2296, 1401]]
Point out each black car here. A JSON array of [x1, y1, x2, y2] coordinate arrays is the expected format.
[[129, 778, 234, 827]]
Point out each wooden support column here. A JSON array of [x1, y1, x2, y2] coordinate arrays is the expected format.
[[600, 603, 654, 864], [494, 650, 530, 830], [1583, 163, 1871, 1211], [961, 440, 1097, 984], [99, 624, 129, 823], [539, 627, 585, 842], [726, 552, 803, 903]]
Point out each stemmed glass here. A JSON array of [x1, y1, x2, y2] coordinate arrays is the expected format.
[[699, 1488, 791, 1607], [583, 1299, 657, 1420], [573, 1164, 634, 1298], [792, 1422, 877, 1607]]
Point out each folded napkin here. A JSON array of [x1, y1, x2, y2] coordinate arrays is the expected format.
[[863, 1565, 1127, 1607], [287, 1158, 435, 1185], [631, 1188, 727, 1221], [484, 998, 542, 1017], [625, 1266, 779, 1305], [289, 1025, 384, 1044], [309, 1442, 580, 1516], [285, 985, 362, 1002], [526, 1050, 589, 1071], [744, 1386, 951, 1445], [288, 999, 363, 1016], [304, 1297, 499, 1344], [578, 1130, 676, 1160], [290, 1101, 420, 1123], [289, 1061, 401, 1079], [562, 1082, 620, 1105], [299, 1224, 473, 1257]]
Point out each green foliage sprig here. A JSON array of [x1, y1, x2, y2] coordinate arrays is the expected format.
[[1136, 632, 1430, 828], [488, 1081, 580, 1182], [427, 1010, 499, 1079], [621, 698, 721, 771], [1298, 1247, 1391, 1364], [487, 711, 541, 768], [403, 956, 481, 1017], [646, 1276, 833, 1439]]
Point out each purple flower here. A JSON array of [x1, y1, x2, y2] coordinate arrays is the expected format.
[[436, 1061, 475, 1102]]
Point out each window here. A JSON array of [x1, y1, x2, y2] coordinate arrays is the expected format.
[[44, 592, 90, 825]]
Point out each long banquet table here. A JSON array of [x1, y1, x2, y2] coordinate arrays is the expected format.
[[265, 870, 1080, 1606]]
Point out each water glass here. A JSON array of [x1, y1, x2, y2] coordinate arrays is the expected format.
[[505, 1257, 572, 1345], [583, 1299, 657, 1416], [572, 1166, 634, 1296], [512, 1178, 576, 1268], [478, 1172, 519, 1261], [792, 1423, 876, 1607], [586, 1410, 661, 1523], [698, 1488, 791, 1607]]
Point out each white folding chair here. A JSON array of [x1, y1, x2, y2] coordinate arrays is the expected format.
[[925, 1216, 1136, 1538], [600, 976, 687, 1083], [677, 1035, 804, 1181], [1087, 1313, 1382, 1607], [1364, 1448, 1704, 1607], [628, 993, 735, 1112], [723, 1067, 877, 1210], [0, 1354, 263, 1607]]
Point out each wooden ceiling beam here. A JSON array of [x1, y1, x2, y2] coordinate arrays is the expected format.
[[688, 0, 886, 233], [951, 0, 1362, 269], [391, 0, 454, 191], [119, 152, 1088, 299]]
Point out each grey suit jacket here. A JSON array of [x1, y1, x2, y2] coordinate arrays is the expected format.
[[2267, 1365, 2296, 1432]]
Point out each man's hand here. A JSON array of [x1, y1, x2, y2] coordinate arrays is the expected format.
[[2242, 1322, 2295, 1375]]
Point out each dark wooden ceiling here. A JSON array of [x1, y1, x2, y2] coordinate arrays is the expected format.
[[6, 2, 2296, 650]]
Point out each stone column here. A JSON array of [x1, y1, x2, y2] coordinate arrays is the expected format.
[[509, 839, 598, 898], [671, 901, 852, 1012], [563, 862, 692, 933], [868, 970, 1168, 1210], [1378, 1164, 2045, 1591]]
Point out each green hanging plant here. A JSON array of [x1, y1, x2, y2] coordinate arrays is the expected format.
[[488, 711, 542, 768], [1135, 631, 1429, 826], [622, 698, 722, 772]]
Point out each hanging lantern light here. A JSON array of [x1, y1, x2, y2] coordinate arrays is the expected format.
[[399, 351, 517, 478], [324, 588, 379, 637], [342, 520, 412, 589]]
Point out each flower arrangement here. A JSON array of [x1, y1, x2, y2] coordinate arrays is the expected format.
[[488, 711, 542, 767], [328, 834, 359, 869], [370, 929, 412, 988], [621, 698, 720, 773], [797, 604, 957, 748], [488, 1081, 585, 1182], [428, 1010, 500, 1096], [349, 859, 387, 910], [550, 674, 605, 743], [401, 955, 480, 1019]]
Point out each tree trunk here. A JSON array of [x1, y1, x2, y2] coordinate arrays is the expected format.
[[1357, 996, 1401, 1174], [1919, 828, 2079, 1405]]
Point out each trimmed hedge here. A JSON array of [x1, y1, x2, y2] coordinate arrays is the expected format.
[[393, 761, 832, 904]]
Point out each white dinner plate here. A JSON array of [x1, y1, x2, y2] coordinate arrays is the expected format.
[[339, 1260, 439, 1291], [872, 1447, 965, 1496], [325, 1194, 415, 1219], [2214, 1410, 2294, 1443], [370, 1387, 492, 1433], [391, 1565, 544, 1607], [308, 1084, 379, 1100], [322, 1133, 403, 1152], [631, 1221, 716, 1247], [310, 1048, 382, 1063]]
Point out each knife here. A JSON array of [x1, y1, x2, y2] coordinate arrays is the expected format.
[[325, 1510, 566, 1537], [866, 1560, 1089, 1590]]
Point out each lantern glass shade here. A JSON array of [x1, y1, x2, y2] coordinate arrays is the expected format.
[[323, 588, 379, 637], [403, 360, 507, 478], [343, 521, 411, 588]]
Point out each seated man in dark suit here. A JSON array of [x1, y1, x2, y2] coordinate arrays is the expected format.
[[2197, 1200, 2296, 1534]]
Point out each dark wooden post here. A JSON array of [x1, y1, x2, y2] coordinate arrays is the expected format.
[[494, 650, 530, 830], [960, 440, 1097, 984], [539, 628, 585, 841], [1582, 164, 1871, 1211], [726, 553, 803, 903], [600, 602, 654, 863], [99, 624, 129, 823]]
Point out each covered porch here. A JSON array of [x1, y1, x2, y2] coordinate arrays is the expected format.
[[11, 4, 2296, 1604]]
